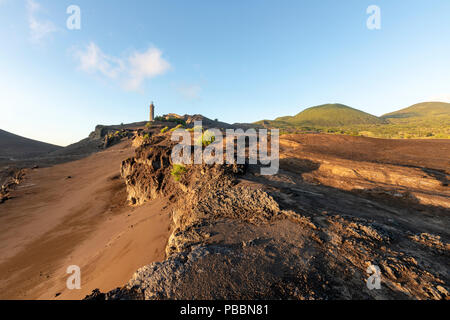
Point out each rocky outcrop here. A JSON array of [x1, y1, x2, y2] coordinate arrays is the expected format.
[[89, 125, 109, 140], [87, 133, 450, 300], [94, 213, 449, 300], [120, 139, 176, 205], [0, 187, 9, 204], [84, 287, 144, 300], [103, 129, 134, 149], [0, 168, 26, 204]]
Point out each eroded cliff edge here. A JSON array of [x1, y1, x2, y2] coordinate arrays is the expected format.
[[86, 130, 449, 300]]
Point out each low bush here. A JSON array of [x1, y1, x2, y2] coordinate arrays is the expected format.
[[185, 125, 203, 132], [195, 129, 216, 147], [170, 124, 184, 132], [171, 164, 187, 181], [155, 116, 186, 126]]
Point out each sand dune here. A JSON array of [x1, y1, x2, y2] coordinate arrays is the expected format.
[[0, 140, 171, 300]]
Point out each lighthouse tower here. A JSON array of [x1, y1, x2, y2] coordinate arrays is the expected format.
[[149, 101, 155, 122]]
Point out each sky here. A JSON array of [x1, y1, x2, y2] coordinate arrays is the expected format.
[[0, 0, 449, 146]]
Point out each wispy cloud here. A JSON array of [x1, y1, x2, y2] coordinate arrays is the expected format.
[[124, 48, 172, 91], [177, 84, 202, 100], [74, 42, 171, 91], [74, 42, 124, 79], [27, 0, 57, 43]]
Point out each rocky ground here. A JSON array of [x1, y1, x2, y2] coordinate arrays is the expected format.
[[1, 118, 448, 300], [86, 128, 449, 300]]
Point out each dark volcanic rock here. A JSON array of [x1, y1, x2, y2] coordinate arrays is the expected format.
[[87, 133, 450, 300], [0, 168, 26, 204], [121, 140, 176, 205]]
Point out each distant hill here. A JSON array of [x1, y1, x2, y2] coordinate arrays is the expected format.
[[382, 102, 450, 120], [377, 102, 450, 138], [0, 129, 61, 159], [255, 101, 450, 139], [257, 103, 386, 128]]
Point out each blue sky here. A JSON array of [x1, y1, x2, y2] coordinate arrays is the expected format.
[[0, 0, 449, 146]]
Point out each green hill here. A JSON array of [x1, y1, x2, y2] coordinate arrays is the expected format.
[[375, 102, 450, 139], [281, 104, 386, 127], [256, 104, 385, 128], [255, 102, 450, 139], [382, 102, 450, 119]]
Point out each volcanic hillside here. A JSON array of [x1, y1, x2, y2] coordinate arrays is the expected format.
[[382, 102, 450, 120], [0, 129, 61, 160], [257, 104, 386, 128]]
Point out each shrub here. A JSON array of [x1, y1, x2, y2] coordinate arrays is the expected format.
[[170, 118, 186, 126], [170, 124, 184, 132], [145, 122, 151, 128], [161, 126, 169, 133], [195, 129, 216, 147], [171, 164, 187, 181], [155, 116, 186, 126], [186, 125, 203, 132], [143, 133, 150, 141]]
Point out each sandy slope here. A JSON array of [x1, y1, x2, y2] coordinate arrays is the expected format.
[[0, 129, 61, 159], [0, 141, 171, 300]]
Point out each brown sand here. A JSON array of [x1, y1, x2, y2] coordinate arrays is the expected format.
[[0, 141, 171, 300]]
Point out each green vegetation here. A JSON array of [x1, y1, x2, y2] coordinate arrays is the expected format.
[[170, 124, 184, 132], [161, 126, 169, 133], [145, 122, 151, 128], [382, 102, 450, 119], [143, 133, 150, 141], [256, 104, 386, 128], [185, 125, 203, 132], [195, 129, 216, 147], [155, 116, 186, 126], [256, 102, 450, 139], [106, 130, 128, 139], [171, 164, 187, 181], [376, 102, 450, 139]]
